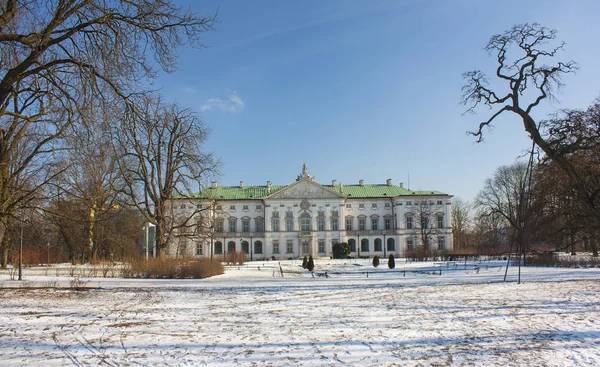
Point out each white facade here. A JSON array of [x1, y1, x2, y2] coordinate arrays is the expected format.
[[169, 165, 453, 259]]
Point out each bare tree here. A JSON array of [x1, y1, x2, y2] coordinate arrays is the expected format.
[[117, 96, 217, 257], [461, 23, 600, 254], [0, 0, 216, 259], [451, 197, 471, 251]]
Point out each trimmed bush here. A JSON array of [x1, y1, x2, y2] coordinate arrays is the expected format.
[[332, 242, 351, 259], [388, 254, 395, 269], [307, 255, 315, 271], [302, 255, 308, 269], [372, 256, 380, 268], [123, 258, 224, 279]]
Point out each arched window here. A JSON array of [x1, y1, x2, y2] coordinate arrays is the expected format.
[[241, 241, 249, 254], [387, 238, 395, 251], [361, 238, 369, 252], [227, 241, 236, 253], [374, 238, 382, 252], [254, 240, 263, 254], [214, 241, 223, 254], [348, 239, 356, 252]]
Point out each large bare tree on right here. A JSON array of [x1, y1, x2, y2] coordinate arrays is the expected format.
[[462, 23, 599, 255]]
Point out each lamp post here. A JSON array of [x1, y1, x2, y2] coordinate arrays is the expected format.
[[144, 222, 156, 261]]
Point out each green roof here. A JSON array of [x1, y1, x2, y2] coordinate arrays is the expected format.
[[194, 183, 447, 200]]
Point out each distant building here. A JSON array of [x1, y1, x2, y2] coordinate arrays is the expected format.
[[169, 164, 453, 259]]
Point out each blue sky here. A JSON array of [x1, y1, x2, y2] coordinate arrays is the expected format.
[[156, 0, 600, 202]]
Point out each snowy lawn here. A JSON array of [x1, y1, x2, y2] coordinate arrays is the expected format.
[[0, 259, 599, 366]]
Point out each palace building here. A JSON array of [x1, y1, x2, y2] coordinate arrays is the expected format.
[[170, 164, 453, 259]]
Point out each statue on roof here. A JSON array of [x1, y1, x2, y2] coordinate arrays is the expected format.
[[297, 162, 314, 181]]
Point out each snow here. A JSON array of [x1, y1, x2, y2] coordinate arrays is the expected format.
[[1, 259, 599, 366]]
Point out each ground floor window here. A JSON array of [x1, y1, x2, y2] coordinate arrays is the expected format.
[[318, 240, 325, 254], [254, 241, 263, 254], [214, 241, 223, 254], [272, 241, 279, 254], [349, 239, 356, 252], [195, 243, 203, 256], [438, 237, 445, 250], [228, 241, 236, 253], [406, 238, 413, 250], [302, 240, 310, 255], [374, 238, 382, 251], [286, 241, 294, 254], [387, 238, 395, 251], [361, 238, 369, 252]]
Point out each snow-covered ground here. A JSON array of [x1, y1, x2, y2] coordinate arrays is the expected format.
[[0, 259, 599, 366]]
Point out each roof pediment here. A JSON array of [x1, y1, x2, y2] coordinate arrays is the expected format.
[[267, 178, 343, 199]]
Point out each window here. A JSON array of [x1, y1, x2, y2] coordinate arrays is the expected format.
[[300, 212, 311, 232], [256, 219, 264, 232], [227, 241, 236, 253], [406, 201, 412, 206], [254, 241, 263, 254], [406, 216, 413, 229], [318, 218, 325, 231], [229, 205, 235, 210], [346, 218, 353, 231], [361, 238, 369, 252], [318, 210, 325, 217], [371, 218, 379, 230], [372, 203, 378, 208], [331, 218, 339, 231], [286, 240, 294, 254], [438, 237, 446, 250], [214, 241, 223, 254], [241, 241, 249, 254], [387, 238, 395, 251], [243, 205, 249, 210], [216, 205, 222, 210], [384, 217, 392, 230], [359, 203, 365, 209], [272, 211, 279, 218], [437, 200, 443, 205], [331, 209, 339, 217], [374, 238, 382, 252], [215, 220, 224, 233], [242, 219, 250, 232], [180, 204, 186, 209], [422, 216, 428, 229], [385, 202, 391, 208], [348, 239, 356, 252], [318, 240, 325, 254], [437, 215, 444, 228], [272, 241, 280, 254], [256, 205, 262, 209], [346, 203, 352, 208], [228, 219, 237, 232], [406, 238, 414, 249], [286, 218, 293, 232], [286, 210, 293, 218], [271, 219, 279, 232], [302, 240, 309, 255], [359, 217, 366, 231], [195, 243, 203, 256]]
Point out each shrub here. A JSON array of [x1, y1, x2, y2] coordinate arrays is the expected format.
[[302, 255, 308, 269], [225, 251, 246, 265], [332, 242, 351, 259], [388, 254, 395, 269], [123, 258, 224, 279], [307, 255, 315, 271], [372, 256, 380, 268]]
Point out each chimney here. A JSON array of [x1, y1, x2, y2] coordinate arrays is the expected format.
[[399, 182, 404, 188], [339, 183, 344, 193], [240, 181, 244, 189], [359, 179, 364, 186], [386, 179, 392, 186], [211, 181, 217, 189], [267, 181, 271, 194], [332, 179, 337, 186]]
